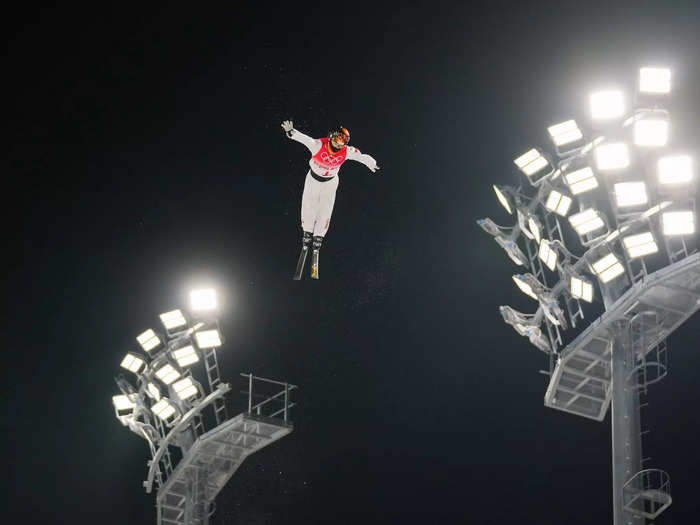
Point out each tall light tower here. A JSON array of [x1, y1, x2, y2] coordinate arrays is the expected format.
[[478, 66, 698, 524], [111, 288, 297, 525]]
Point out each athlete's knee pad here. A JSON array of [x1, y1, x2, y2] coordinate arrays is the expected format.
[[312, 236, 323, 250]]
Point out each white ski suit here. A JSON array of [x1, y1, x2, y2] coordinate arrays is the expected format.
[[287, 128, 378, 237]]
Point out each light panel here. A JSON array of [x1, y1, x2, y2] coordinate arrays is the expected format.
[[146, 382, 161, 401], [548, 120, 583, 146], [662, 211, 695, 236], [623, 232, 659, 258], [570, 276, 593, 303], [594, 142, 630, 170], [113, 394, 136, 412], [545, 190, 573, 216], [634, 118, 668, 147], [590, 90, 624, 120], [512, 275, 538, 300], [155, 363, 181, 385], [151, 398, 177, 421], [172, 345, 199, 367], [514, 149, 549, 177], [194, 329, 222, 349], [613, 182, 648, 207], [591, 253, 625, 283], [517, 209, 535, 240], [658, 155, 692, 185], [493, 185, 513, 215], [569, 208, 605, 235], [639, 67, 671, 94], [120, 353, 145, 374], [190, 289, 217, 311], [564, 166, 599, 194], [137, 329, 161, 352], [538, 240, 557, 271], [159, 309, 187, 331], [173, 377, 198, 401], [528, 216, 542, 244]]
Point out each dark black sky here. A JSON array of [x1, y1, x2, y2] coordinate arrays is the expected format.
[[6, 1, 700, 524]]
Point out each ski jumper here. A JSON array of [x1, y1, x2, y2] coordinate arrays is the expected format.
[[287, 128, 377, 237]]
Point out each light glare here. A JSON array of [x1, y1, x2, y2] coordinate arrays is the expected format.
[[658, 155, 692, 184], [662, 211, 695, 236], [594, 143, 630, 170], [548, 120, 583, 146], [639, 67, 671, 94], [569, 208, 605, 235], [190, 289, 218, 311], [634, 119, 668, 147], [613, 182, 648, 207], [159, 309, 187, 331], [590, 90, 624, 120], [493, 185, 513, 215]]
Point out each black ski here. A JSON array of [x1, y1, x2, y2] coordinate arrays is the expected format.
[[293, 245, 309, 280]]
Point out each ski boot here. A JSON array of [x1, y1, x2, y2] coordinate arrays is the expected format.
[[310, 236, 323, 279]]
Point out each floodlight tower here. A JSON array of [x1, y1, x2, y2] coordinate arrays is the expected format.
[[112, 288, 297, 525], [478, 66, 699, 524]]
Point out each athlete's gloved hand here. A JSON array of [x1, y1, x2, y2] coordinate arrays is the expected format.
[[281, 120, 294, 134], [369, 161, 380, 173]]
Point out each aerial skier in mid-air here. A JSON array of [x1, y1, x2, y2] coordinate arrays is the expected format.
[[281, 120, 380, 280]]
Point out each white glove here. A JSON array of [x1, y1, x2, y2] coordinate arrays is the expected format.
[[370, 161, 380, 173], [281, 120, 293, 133]]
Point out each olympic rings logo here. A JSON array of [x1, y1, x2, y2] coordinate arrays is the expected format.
[[319, 151, 344, 165]]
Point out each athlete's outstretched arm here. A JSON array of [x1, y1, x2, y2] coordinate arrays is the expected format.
[[281, 120, 321, 153], [346, 146, 380, 173]]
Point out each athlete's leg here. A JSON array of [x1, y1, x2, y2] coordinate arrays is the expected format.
[[312, 177, 339, 237], [300, 171, 320, 234]]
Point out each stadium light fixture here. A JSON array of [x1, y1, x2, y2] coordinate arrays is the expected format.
[[564, 166, 599, 195], [591, 253, 625, 283], [548, 120, 583, 147], [146, 382, 161, 402], [658, 155, 692, 185], [137, 329, 161, 353], [639, 67, 671, 94], [159, 309, 187, 332], [528, 216, 543, 244], [569, 208, 606, 235], [613, 181, 649, 208], [634, 113, 669, 147], [172, 377, 199, 401], [512, 274, 538, 300], [662, 211, 695, 236], [151, 398, 178, 422], [517, 209, 535, 241], [120, 352, 146, 374], [538, 240, 558, 271], [570, 276, 594, 303], [172, 345, 199, 367], [590, 90, 625, 120], [545, 189, 573, 216], [514, 148, 550, 179], [594, 142, 630, 170], [190, 289, 217, 312], [493, 185, 514, 215], [113, 394, 136, 415], [495, 236, 527, 266], [154, 363, 181, 385], [622, 231, 659, 258], [194, 329, 223, 349]]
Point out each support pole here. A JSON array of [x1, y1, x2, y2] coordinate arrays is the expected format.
[[611, 324, 643, 525]]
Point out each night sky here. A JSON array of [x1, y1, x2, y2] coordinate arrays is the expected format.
[[6, 2, 700, 524]]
